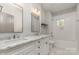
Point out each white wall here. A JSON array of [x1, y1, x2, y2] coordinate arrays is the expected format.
[[52, 11, 77, 50]]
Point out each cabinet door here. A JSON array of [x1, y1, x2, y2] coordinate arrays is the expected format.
[[40, 37, 49, 55], [34, 37, 49, 55], [0, 41, 36, 55], [15, 45, 35, 55]]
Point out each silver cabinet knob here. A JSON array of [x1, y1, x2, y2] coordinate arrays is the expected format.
[[38, 46, 40, 48], [38, 53, 40, 55], [45, 42, 48, 44], [38, 41, 40, 43]]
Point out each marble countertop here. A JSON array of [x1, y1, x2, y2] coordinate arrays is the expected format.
[[0, 34, 49, 50]]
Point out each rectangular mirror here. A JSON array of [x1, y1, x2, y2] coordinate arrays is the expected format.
[[0, 3, 23, 33], [31, 13, 40, 33]]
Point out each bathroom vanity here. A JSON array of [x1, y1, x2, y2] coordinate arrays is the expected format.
[[0, 35, 49, 55]]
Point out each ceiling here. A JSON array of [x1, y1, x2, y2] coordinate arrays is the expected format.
[[42, 3, 77, 14]]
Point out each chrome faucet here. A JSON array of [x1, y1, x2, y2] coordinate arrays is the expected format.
[[13, 34, 16, 39]]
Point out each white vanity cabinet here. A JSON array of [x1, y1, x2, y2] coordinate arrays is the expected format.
[[0, 35, 49, 55]]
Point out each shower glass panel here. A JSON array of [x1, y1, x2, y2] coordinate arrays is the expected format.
[[0, 12, 14, 32]]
